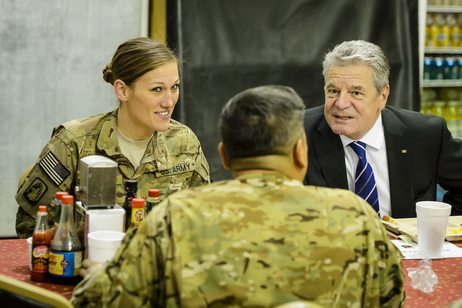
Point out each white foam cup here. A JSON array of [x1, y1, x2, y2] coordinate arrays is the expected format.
[[27, 237, 33, 270], [87, 231, 125, 263], [416, 201, 451, 258]]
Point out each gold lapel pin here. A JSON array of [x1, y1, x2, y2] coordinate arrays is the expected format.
[[401, 150, 407, 154]]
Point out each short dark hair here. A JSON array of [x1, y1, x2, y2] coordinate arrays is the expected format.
[[102, 37, 179, 86], [219, 85, 305, 160]]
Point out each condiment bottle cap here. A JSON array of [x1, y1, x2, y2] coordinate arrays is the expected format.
[[38, 205, 47, 212], [62, 195, 74, 204], [56, 192, 68, 200], [148, 189, 160, 197], [132, 198, 145, 208]]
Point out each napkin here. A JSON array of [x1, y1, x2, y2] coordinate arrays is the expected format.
[[391, 239, 462, 259]]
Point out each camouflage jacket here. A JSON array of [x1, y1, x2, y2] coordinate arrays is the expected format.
[[71, 173, 405, 308], [15, 109, 210, 238]]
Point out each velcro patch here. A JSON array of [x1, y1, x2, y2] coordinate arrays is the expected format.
[[39, 151, 71, 186], [23, 177, 48, 205]]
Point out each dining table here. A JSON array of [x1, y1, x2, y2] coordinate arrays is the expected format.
[[0, 238, 461, 306], [0, 238, 76, 300]]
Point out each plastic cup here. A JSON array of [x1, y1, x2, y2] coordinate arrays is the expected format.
[[27, 237, 32, 270], [416, 201, 451, 258], [87, 231, 125, 263]]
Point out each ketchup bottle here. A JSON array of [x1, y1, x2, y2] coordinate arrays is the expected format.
[[30, 205, 51, 282]]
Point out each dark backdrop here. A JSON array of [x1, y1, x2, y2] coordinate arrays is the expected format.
[[166, 0, 420, 181]]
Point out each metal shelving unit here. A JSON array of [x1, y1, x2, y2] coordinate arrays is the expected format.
[[422, 79, 462, 87], [427, 5, 462, 13], [423, 5, 462, 88]]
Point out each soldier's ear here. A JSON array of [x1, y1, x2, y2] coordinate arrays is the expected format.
[[293, 138, 308, 172], [114, 79, 129, 102], [218, 142, 231, 170]]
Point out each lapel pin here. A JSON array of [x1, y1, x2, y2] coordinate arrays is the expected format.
[[401, 150, 407, 154]]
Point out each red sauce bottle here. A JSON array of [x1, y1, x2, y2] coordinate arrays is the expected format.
[[30, 205, 52, 282]]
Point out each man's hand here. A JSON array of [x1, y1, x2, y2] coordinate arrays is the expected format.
[[79, 259, 103, 278]]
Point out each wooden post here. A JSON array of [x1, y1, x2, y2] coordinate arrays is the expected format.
[[150, 0, 167, 44]]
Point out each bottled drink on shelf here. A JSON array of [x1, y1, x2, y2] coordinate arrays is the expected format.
[[444, 57, 458, 80], [424, 57, 435, 80], [457, 95, 462, 137], [434, 57, 445, 80], [458, 56, 462, 80], [426, 13, 435, 47], [420, 101, 433, 115], [146, 189, 161, 214], [447, 14, 461, 47], [435, 13, 450, 47], [432, 101, 446, 118], [430, 13, 440, 47], [129, 198, 145, 230], [123, 179, 138, 231], [50, 192, 68, 239], [446, 101, 460, 138], [30, 205, 52, 282], [48, 195, 83, 285], [439, 87, 459, 101]]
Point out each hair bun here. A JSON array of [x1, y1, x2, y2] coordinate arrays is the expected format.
[[102, 64, 114, 84]]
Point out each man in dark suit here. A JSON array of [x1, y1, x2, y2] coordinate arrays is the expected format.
[[304, 40, 462, 218]]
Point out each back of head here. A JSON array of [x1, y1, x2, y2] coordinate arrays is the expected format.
[[322, 40, 390, 94], [102, 37, 179, 86], [218, 85, 305, 161]]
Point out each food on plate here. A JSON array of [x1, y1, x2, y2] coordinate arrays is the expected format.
[[446, 227, 462, 235], [382, 215, 398, 225], [382, 215, 462, 238]]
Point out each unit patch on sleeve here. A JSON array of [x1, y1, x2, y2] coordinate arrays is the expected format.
[[23, 177, 48, 205], [39, 151, 71, 186]]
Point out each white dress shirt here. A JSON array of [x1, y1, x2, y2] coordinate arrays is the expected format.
[[340, 114, 391, 217]]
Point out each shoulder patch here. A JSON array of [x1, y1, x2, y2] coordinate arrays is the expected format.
[[39, 151, 71, 186], [23, 177, 48, 205]]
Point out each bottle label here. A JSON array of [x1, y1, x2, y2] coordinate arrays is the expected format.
[[49, 250, 83, 277], [146, 201, 160, 214], [131, 208, 144, 226], [31, 245, 49, 273]]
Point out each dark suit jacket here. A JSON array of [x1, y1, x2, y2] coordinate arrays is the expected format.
[[304, 105, 462, 218]]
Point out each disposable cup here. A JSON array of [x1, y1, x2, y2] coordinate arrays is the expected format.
[[416, 201, 451, 258], [27, 237, 32, 270], [87, 231, 125, 263]]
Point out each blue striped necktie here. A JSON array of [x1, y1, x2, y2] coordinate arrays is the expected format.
[[349, 141, 380, 214]]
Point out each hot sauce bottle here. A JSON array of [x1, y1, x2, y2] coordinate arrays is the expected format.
[[30, 205, 52, 282], [146, 189, 160, 214]]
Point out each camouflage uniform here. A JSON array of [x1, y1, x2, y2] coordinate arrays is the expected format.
[[15, 109, 210, 238], [71, 173, 405, 308]]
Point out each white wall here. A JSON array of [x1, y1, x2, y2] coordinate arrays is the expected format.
[[0, 0, 146, 237]]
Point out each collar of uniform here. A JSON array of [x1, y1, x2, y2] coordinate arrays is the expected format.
[[234, 172, 304, 186], [96, 109, 174, 170], [96, 109, 120, 156]]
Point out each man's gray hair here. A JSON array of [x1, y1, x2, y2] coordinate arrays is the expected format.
[[322, 40, 390, 94]]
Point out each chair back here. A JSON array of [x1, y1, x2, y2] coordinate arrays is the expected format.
[[0, 274, 73, 308]]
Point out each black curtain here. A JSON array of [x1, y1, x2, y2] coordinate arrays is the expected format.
[[167, 0, 420, 181]]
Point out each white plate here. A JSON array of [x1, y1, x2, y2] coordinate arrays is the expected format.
[[382, 216, 462, 242]]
